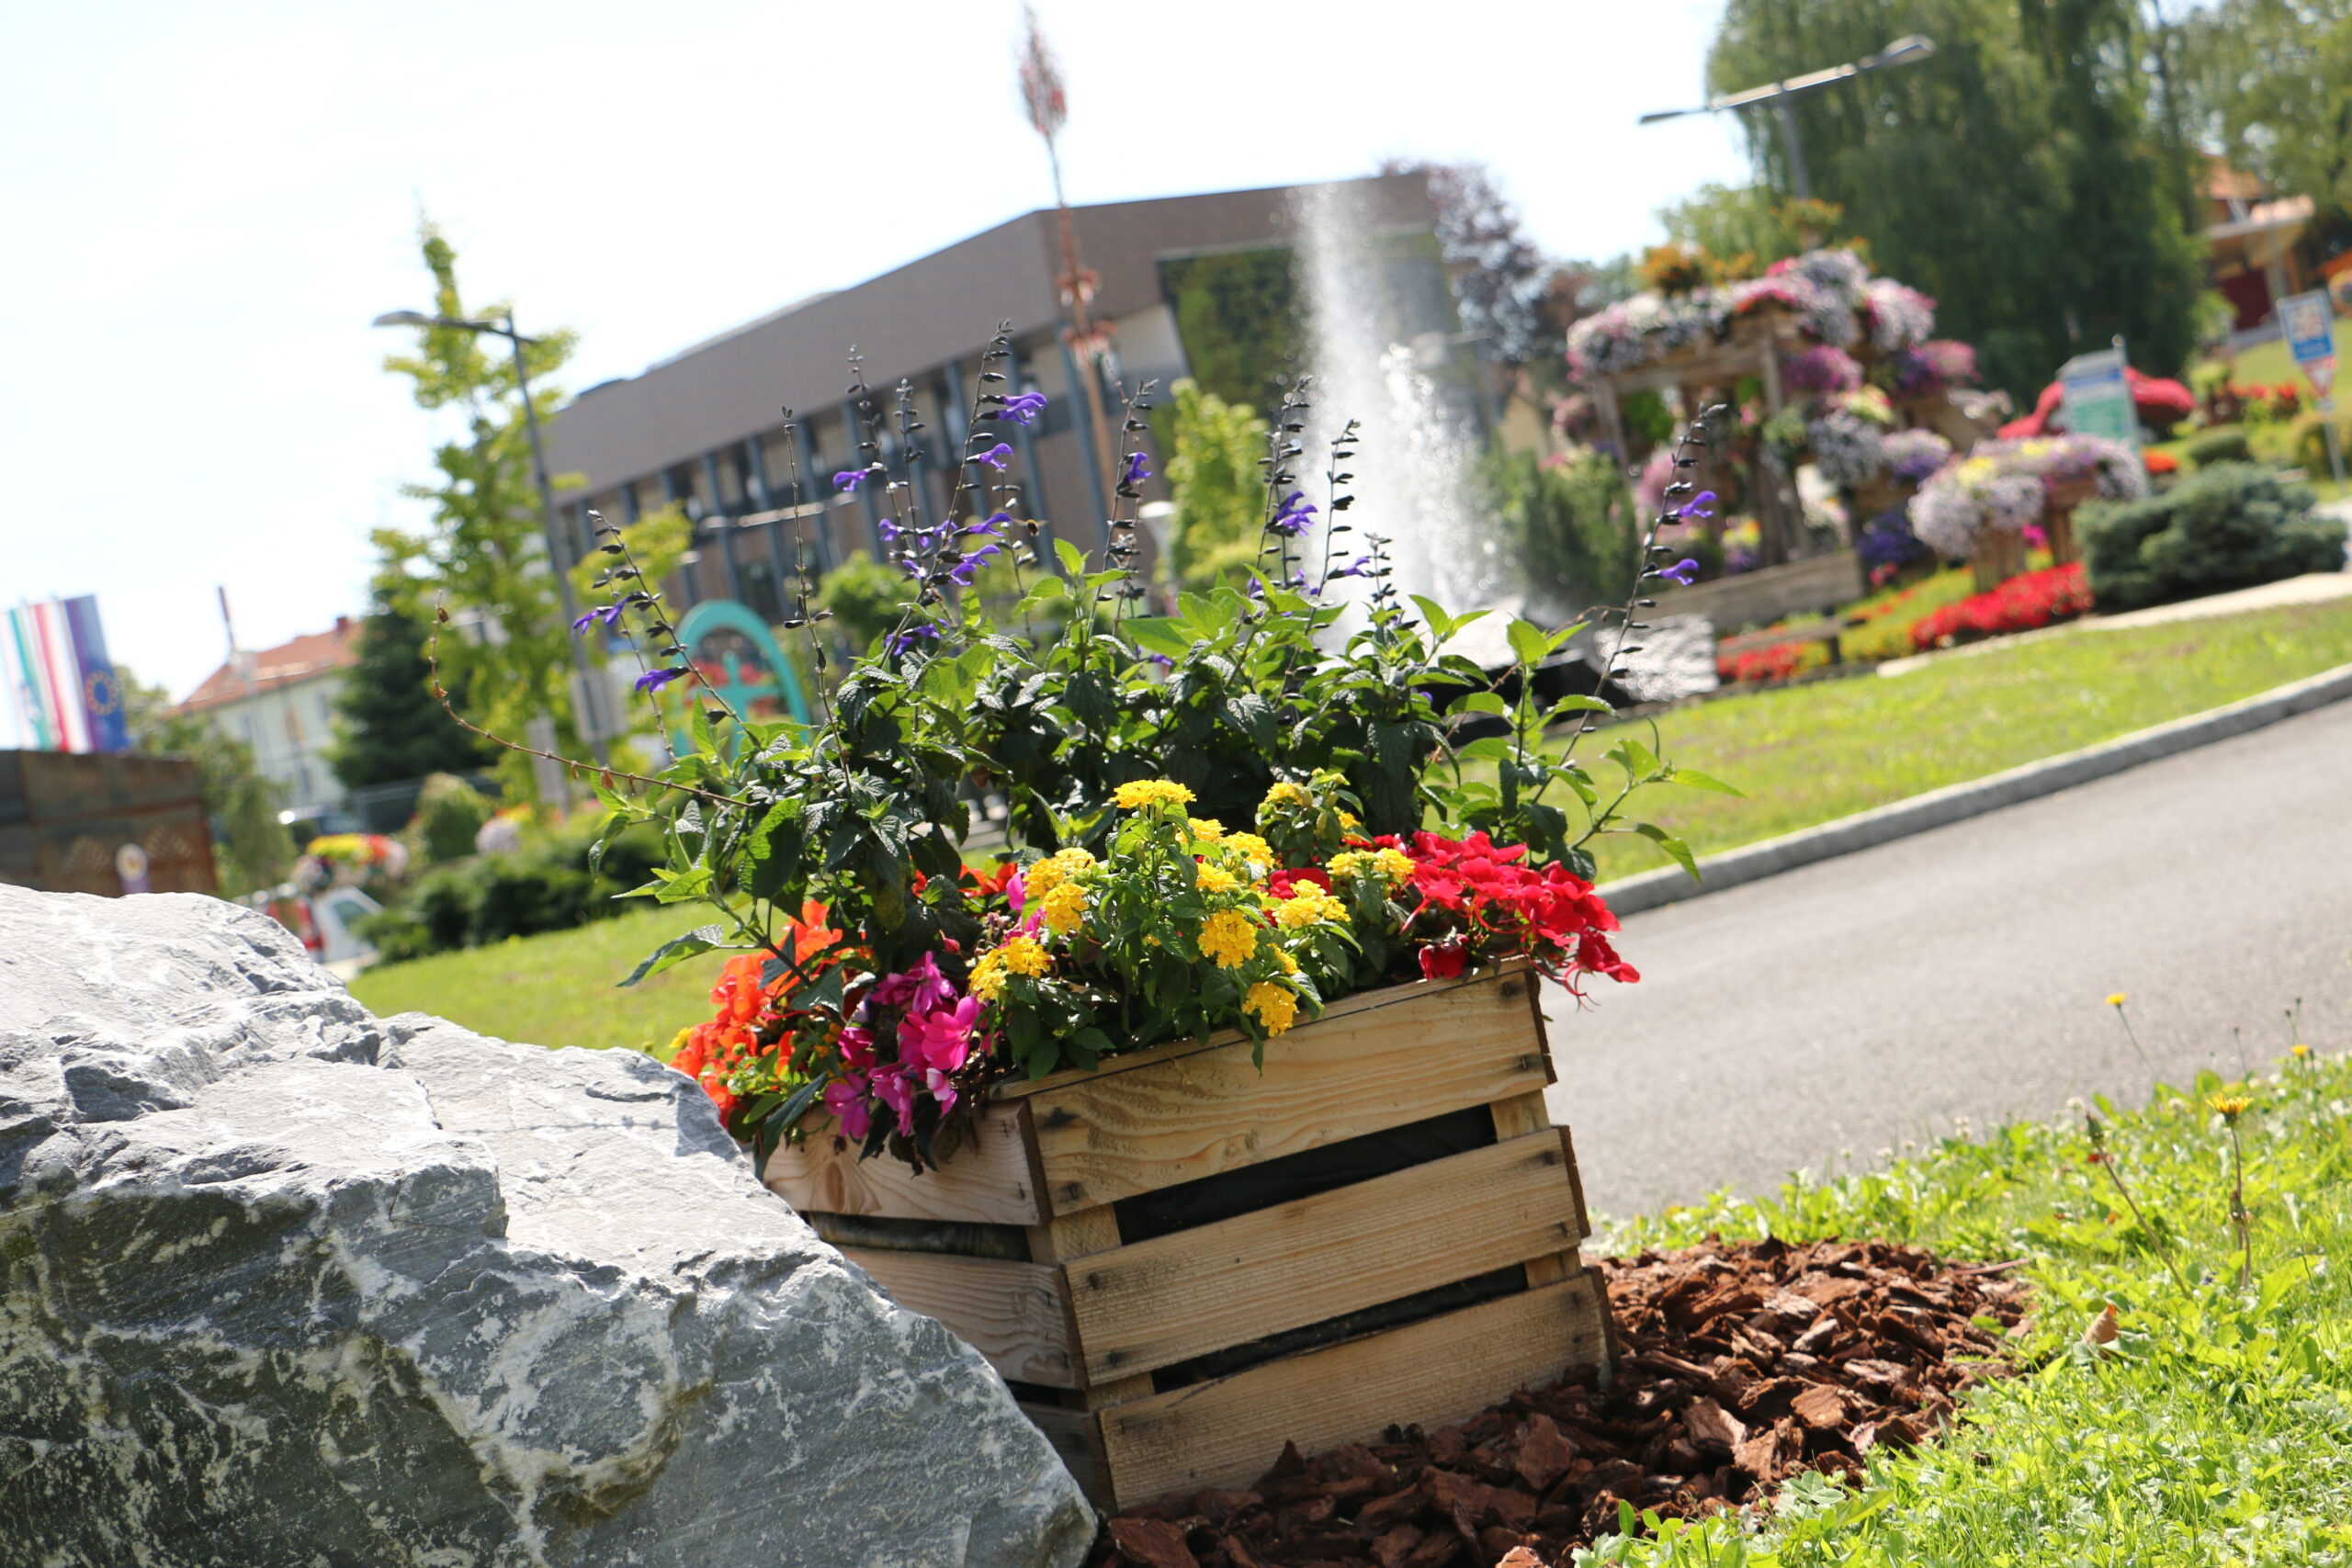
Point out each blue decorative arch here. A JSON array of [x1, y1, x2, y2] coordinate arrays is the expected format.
[[672, 600, 811, 727]]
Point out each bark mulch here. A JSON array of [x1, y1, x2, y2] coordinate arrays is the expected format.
[[1091, 1237, 2029, 1568]]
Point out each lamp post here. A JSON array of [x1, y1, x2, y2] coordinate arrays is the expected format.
[[372, 310, 610, 766], [1639, 35, 1937, 203]]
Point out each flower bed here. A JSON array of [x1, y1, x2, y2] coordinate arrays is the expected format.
[[1907, 562, 2093, 649]]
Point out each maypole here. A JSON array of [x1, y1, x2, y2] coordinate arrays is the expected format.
[[1018, 6, 1118, 530]]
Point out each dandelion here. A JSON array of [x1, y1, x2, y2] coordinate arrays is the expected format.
[[2105, 991, 2157, 1080], [1241, 980, 1297, 1036], [1113, 778, 1195, 810], [2208, 1093, 2255, 1289], [2106, 992, 2127, 1008], [2291, 1043, 2312, 1061], [1039, 882, 1088, 937], [1198, 908, 1258, 968], [2208, 1093, 2251, 1122]]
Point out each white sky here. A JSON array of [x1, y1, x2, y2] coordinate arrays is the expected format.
[[0, 0, 1747, 741]]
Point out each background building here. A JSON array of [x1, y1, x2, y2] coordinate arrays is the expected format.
[[179, 617, 361, 828], [543, 175, 1446, 615]]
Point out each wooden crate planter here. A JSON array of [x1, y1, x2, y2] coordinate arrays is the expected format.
[[765, 962, 1612, 1510]]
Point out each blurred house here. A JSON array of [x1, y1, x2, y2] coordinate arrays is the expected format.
[[178, 617, 360, 829], [543, 175, 1445, 614], [2201, 157, 2328, 335]]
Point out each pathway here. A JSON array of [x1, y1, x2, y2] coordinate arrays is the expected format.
[[1543, 695, 2352, 1220]]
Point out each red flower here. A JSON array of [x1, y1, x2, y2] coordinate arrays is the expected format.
[[1418, 940, 1468, 980], [1909, 563, 2091, 650], [1267, 866, 1333, 898]]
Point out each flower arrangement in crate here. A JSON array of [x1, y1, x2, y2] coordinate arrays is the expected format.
[[1911, 434, 2147, 561], [437, 331, 1736, 1172]]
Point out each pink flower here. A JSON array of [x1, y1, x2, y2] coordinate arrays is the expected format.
[[870, 952, 955, 1015], [872, 1066, 918, 1135], [823, 1073, 873, 1141], [899, 998, 982, 1077], [837, 1025, 875, 1071], [1006, 871, 1028, 912]]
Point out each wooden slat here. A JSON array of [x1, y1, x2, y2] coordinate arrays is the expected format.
[[1024, 969, 1551, 1213], [840, 1247, 1078, 1388], [1019, 1404, 1109, 1506], [763, 1103, 1044, 1225], [1065, 1131, 1584, 1383], [991, 960, 1534, 1101], [1096, 1270, 1611, 1507]]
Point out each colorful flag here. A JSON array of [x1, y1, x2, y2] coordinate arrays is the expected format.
[[6, 596, 132, 753]]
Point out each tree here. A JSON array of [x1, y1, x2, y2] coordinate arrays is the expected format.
[[1658, 186, 1860, 272], [377, 220, 582, 802], [1382, 160, 1561, 372], [328, 589, 493, 790], [2180, 0, 2352, 218], [119, 672, 296, 897], [1707, 0, 2208, 392], [1163, 378, 1269, 590]]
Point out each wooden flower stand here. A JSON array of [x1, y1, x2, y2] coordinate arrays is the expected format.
[[1970, 529, 2029, 592], [764, 963, 1612, 1511]]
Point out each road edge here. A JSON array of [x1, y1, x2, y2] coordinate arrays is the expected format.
[[1598, 659, 2352, 918]]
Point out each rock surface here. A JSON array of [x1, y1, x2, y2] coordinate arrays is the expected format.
[[0, 885, 1092, 1567]]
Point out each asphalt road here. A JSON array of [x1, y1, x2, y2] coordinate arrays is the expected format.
[[1544, 695, 2352, 1221]]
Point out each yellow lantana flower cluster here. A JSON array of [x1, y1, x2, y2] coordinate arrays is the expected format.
[[1261, 781, 1313, 810], [1039, 881, 1089, 936], [1188, 818, 1225, 841], [1023, 845, 1096, 899], [1113, 779, 1196, 811], [1241, 981, 1298, 1035], [1198, 908, 1259, 968], [1195, 863, 1239, 895], [968, 935, 1052, 1001], [1272, 889, 1348, 929], [1225, 832, 1275, 870], [1328, 846, 1415, 889]]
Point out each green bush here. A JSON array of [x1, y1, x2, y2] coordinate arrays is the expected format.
[[359, 811, 666, 964], [2079, 463, 2346, 611], [815, 550, 908, 651], [2183, 427, 2252, 468], [1164, 378, 1270, 589], [405, 772, 494, 864], [1486, 448, 1643, 615]]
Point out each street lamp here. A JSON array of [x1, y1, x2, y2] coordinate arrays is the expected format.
[[1639, 35, 1937, 202], [371, 309, 610, 766]]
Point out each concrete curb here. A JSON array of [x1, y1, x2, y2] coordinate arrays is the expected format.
[[1598, 659, 2352, 918]]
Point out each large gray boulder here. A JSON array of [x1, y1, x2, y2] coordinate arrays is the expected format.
[[0, 885, 1093, 1567]]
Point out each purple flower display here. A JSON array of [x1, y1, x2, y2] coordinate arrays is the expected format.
[[973, 442, 1014, 471], [1659, 558, 1701, 586], [571, 604, 625, 635], [887, 623, 942, 655], [1122, 450, 1152, 486], [995, 391, 1047, 425], [634, 665, 692, 694], [1781, 344, 1864, 396], [834, 469, 866, 492]]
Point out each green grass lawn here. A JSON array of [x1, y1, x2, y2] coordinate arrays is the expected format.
[[1578, 596, 2352, 884], [2214, 313, 2352, 388], [1589, 1037, 2352, 1566], [347, 902, 723, 1054]]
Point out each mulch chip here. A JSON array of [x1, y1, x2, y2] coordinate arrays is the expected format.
[[1089, 1237, 2027, 1568]]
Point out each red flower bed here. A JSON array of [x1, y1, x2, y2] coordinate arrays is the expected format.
[[1714, 644, 1807, 684], [1908, 562, 2092, 650]]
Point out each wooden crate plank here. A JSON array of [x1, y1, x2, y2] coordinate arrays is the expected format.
[[1096, 1270, 1611, 1507], [1025, 969, 1550, 1213], [1018, 1404, 1109, 1506], [1067, 1131, 1586, 1383], [992, 960, 1534, 1100], [840, 1247, 1078, 1388], [763, 1103, 1043, 1226]]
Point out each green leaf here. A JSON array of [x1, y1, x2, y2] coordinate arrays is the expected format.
[[1543, 694, 1613, 720], [619, 924, 725, 987], [1408, 595, 1464, 642], [653, 865, 715, 903], [1460, 692, 1510, 716], [1505, 617, 1552, 669], [1634, 823, 1701, 882], [1120, 617, 1195, 660], [1054, 538, 1090, 578], [1666, 767, 1745, 796]]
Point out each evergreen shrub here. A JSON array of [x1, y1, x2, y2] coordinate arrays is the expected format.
[[2079, 463, 2346, 611]]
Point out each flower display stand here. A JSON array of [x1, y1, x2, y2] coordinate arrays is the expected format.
[[764, 962, 1612, 1510]]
